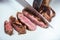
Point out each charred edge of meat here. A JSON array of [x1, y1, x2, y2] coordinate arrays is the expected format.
[[9, 16, 26, 34], [23, 7, 38, 17], [12, 23, 26, 34], [4, 20, 13, 35]]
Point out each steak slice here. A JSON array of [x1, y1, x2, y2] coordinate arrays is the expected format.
[[9, 16, 26, 34], [23, 7, 42, 21], [4, 20, 13, 35], [22, 11, 48, 28], [17, 12, 36, 31]]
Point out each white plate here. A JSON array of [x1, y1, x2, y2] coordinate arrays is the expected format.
[[0, 0, 60, 40]]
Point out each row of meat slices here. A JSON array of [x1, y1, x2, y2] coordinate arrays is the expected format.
[[4, 8, 48, 35]]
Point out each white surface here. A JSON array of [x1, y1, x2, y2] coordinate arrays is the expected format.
[[0, 0, 60, 40]]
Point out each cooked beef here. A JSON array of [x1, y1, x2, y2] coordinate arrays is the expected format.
[[4, 20, 13, 35], [4, 0, 56, 36], [23, 7, 52, 22], [9, 16, 26, 34], [12, 21, 26, 34], [23, 7, 43, 21], [23, 8, 48, 26], [22, 11, 48, 28], [17, 12, 36, 31]]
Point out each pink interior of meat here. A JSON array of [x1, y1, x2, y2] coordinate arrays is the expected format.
[[5, 21, 13, 31], [23, 11, 47, 27], [18, 13, 36, 30]]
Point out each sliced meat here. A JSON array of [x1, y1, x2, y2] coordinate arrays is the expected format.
[[12, 20, 26, 34], [23, 7, 42, 21], [17, 12, 36, 31], [9, 16, 26, 34], [22, 11, 48, 28], [23, 7, 38, 17], [23, 7, 43, 20], [4, 20, 13, 35]]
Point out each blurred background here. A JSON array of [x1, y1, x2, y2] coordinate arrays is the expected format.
[[0, 0, 60, 40]]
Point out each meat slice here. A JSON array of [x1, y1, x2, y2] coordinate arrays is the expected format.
[[23, 7, 49, 22], [9, 16, 26, 34], [23, 7, 42, 21], [17, 12, 36, 31], [22, 11, 48, 28], [12, 20, 26, 34], [4, 20, 13, 35]]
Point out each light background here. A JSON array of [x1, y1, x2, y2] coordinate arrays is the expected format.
[[0, 0, 60, 40]]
